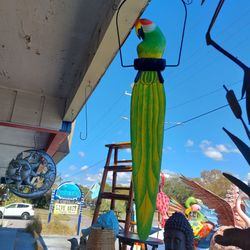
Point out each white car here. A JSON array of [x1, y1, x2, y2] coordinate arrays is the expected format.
[[0, 203, 35, 220]]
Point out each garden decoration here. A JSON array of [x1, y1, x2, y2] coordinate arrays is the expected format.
[[235, 193, 250, 227], [115, 0, 190, 240], [223, 85, 250, 141], [164, 212, 194, 250], [181, 176, 235, 226], [211, 226, 243, 250], [68, 238, 79, 250], [205, 0, 250, 165], [222, 85, 250, 165], [199, 203, 219, 226], [167, 196, 185, 215], [214, 227, 250, 250], [185, 196, 207, 223], [131, 18, 166, 240], [224, 155, 250, 247], [181, 176, 250, 249], [158, 192, 216, 248], [223, 127, 250, 166], [5, 150, 56, 199], [156, 172, 170, 228], [223, 172, 250, 197], [206, 0, 250, 124], [185, 197, 215, 241]]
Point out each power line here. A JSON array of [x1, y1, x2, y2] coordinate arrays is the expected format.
[[84, 103, 129, 148], [77, 92, 127, 147], [166, 13, 250, 91], [86, 92, 125, 133], [164, 98, 245, 131], [69, 101, 245, 179], [167, 79, 241, 110], [66, 158, 105, 178]]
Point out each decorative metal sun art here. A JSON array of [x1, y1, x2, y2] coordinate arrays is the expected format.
[[5, 150, 56, 199]]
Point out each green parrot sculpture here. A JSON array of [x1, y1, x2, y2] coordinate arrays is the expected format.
[[131, 18, 166, 240]]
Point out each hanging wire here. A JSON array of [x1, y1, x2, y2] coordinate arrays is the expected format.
[[164, 97, 245, 131], [80, 84, 92, 141], [66, 158, 105, 178], [115, 0, 192, 68], [166, 0, 190, 67], [167, 80, 241, 110]]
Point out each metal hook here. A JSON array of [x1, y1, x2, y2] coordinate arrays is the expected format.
[[80, 84, 92, 141]]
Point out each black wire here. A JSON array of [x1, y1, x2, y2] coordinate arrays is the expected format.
[[165, 6, 250, 83], [167, 80, 241, 110], [90, 93, 124, 131], [164, 98, 245, 131], [66, 158, 105, 178], [86, 104, 128, 148], [80, 92, 126, 147], [166, 0, 189, 67]]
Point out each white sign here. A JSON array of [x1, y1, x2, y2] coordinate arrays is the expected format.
[[54, 203, 78, 215]]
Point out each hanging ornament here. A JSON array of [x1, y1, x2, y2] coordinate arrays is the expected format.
[[5, 150, 56, 199]]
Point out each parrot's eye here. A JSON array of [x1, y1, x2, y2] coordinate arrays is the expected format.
[[137, 27, 144, 40]]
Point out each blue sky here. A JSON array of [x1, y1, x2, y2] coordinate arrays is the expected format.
[[58, 0, 250, 186]]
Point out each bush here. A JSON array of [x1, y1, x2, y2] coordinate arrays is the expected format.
[[26, 216, 42, 235], [42, 220, 75, 235], [26, 215, 75, 235]]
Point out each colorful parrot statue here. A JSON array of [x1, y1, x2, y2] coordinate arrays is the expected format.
[[131, 18, 166, 240]]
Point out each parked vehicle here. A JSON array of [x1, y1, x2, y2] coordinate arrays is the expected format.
[[0, 203, 35, 220]]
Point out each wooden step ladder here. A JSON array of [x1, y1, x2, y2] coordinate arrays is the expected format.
[[92, 142, 134, 235]]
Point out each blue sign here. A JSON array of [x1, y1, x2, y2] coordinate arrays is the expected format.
[[48, 182, 84, 235], [54, 182, 82, 201]]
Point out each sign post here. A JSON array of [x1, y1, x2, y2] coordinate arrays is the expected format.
[[47, 182, 84, 235], [77, 196, 85, 235], [48, 189, 55, 223]]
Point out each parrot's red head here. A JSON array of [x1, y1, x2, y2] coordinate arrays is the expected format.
[[135, 19, 156, 39]]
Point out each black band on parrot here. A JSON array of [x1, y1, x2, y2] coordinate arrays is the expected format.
[[134, 58, 166, 71], [134, 71, 164, 84]]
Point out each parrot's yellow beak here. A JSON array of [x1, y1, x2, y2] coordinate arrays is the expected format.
[[135, 19, 144, 40]]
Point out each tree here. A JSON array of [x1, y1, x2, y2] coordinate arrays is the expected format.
[[79, 185, 93, 204], [198, 169, 232, 198], [163, 177, 193, 205], [31, 191, 51, 208]]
